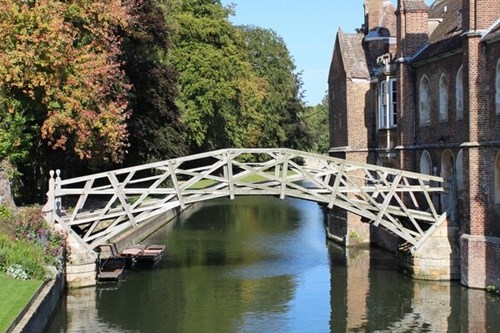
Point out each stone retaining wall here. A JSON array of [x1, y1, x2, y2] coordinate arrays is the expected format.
[[8, 273, 65, 333]]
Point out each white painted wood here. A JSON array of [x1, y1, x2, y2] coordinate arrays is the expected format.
[[44, 149, 446, 252]]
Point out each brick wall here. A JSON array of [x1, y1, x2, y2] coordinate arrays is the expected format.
[[329, 37, 348, 149], [346, 81, 374, 150], [487, 42, 500, 141], [461, 235, 500, 289], [463, 0, 500, 31]]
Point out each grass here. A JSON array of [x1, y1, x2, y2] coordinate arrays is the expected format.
[[0, 272, 43, 333], [187, 171, 298, 190]]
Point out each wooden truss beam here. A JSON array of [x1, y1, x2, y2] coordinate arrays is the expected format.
[[43, 149, 446, 253]]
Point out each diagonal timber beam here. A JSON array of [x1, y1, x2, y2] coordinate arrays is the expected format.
[[46, 148, 445, 251]]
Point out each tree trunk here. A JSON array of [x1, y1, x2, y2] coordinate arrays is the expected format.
[[0, 160, 16, 208]]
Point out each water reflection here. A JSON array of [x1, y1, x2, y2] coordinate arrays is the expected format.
[[46, 197, 500, 333]]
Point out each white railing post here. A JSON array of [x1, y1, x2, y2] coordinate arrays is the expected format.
[[55, 169, 62, 217], [42, 170, 56, 224]]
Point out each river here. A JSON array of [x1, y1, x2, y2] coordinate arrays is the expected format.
[[45, 196, 500, 332]]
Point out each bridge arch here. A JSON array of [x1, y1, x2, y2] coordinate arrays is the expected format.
[[43, 149, 446, 254]]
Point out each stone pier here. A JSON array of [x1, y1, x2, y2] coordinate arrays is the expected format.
[[65, 234, 98, 289], [397, 219, 460, 281]]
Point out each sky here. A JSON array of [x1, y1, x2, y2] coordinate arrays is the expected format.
[[221, 0, 433, 106]]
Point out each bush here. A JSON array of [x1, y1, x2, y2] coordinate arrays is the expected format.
[[0, 205, 65, 280]]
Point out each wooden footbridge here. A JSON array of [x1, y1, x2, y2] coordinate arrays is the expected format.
[[43, 148, 446, 254]]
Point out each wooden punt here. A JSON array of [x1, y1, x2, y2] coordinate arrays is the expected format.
[[97, 257, 125, 281], [135, 244, 166, 264]]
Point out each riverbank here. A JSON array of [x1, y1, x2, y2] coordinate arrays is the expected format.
[[4, 273, 64, 333], [3, 203, 198, 332], [0, 273, 43, 333]]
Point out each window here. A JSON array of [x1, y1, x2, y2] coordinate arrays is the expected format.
[[440, 150, 456, 218], [391, 79, 397, 127], [456, 149, 463, 198], [420, 150, 432, 175], [439, 73, 448, 121], [496, 60, 500, 115], [420, 150, 432, 186], [378, 78, 397, 128], [456, 66, 464, 120], [419, 76, 430, 126], [496, 153, 500, 204]]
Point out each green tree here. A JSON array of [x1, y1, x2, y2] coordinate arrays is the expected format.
[[169, 0, 266, 151], [303, 95, 329, 154], [122, 0, 188, 164], [238, 25, 312, 150]]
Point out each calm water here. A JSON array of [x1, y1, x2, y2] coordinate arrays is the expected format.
[[46, 197, 500, 333]]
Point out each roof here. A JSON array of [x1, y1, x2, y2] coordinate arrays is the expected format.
[[402, 0, 428, 11], [411, 0, 463, 64], [337, 29, 371, 80], [482, 20, 500, 44]]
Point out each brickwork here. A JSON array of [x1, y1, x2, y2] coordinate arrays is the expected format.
[[329, 36, 348, 149], [328, 0, 500, 288], [461, 235, 500, 289], [487, 46, 500, 141], [412, 54, 467, 145], [397, 0, 429, 56], [346, 81, 374, 150], [463, 0, 500, 31]]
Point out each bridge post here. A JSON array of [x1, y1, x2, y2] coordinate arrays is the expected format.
[[397, 217, 460, 280], [42, 170, 56, 224]]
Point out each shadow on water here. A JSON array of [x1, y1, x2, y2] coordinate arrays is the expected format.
[[45, 197, 500, 333]]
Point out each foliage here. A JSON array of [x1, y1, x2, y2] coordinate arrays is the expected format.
[[0, 0, 133, 167], [169, 0, 266, 151], [122, 0, 188, 164], [0, 98, 31, 164], [238, 25, 312, 151], [302, 95, 329, 153], [0, 205, 65, 280]]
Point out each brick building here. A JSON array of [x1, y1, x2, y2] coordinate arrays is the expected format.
[[328, 0, 500, 289]]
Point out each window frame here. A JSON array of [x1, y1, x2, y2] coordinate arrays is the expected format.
[[456, 66, 464, 120], [419, 75, 431, 126], [377, 77, 397, 129], [496, 60, 500, 115], [439, 73, 448, 122]]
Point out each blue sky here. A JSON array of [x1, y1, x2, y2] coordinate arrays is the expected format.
[[221, 0, 433, 106]]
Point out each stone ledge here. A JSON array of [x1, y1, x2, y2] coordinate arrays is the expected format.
[[8, 272, 65, 333]]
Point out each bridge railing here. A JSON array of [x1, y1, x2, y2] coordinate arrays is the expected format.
[[43, 148, 445, 252]]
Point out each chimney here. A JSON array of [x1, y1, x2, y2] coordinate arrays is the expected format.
[[396, 0, 429, 58]]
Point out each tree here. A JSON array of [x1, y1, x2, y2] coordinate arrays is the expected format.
[[303, 95, 329, 154], [0, 0, 133, 202], [238, 25, 312, 150], [0, 0, 132, 165], [122, 0, 188, 164], [169, 0, 266, 151]]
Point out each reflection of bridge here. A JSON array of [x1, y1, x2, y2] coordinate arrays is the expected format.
[[43, 148, 445, 254]]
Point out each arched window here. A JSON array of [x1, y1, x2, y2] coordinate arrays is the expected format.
[[441, 150, 456, 219], [456, 149, 463, 199], [439, 73, 448, 121], [419, 75, 431, 126], [496, 152, 500, 204], [456, 66, 464, 120], [496, 60, 500, 115], [420, 150, 432, 176]]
